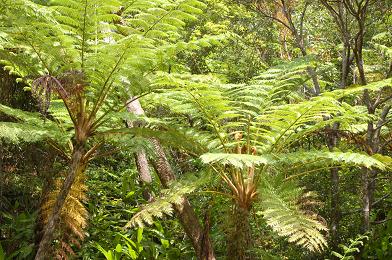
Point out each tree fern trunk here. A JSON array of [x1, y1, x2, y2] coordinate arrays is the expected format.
[[150, 138, 215, 260], [227, 205, 253, 260], [35, 144, 86, 260]]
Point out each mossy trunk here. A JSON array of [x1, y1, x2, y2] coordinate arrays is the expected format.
[[227, 205, 253, 260]]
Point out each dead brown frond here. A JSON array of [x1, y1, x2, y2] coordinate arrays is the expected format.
[[40, 171, 88, 258]]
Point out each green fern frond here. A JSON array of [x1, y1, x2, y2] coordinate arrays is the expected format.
[[280, 150, 386, 171], [325, 78, 392, 99], [97, 126, 206, 154], [0, 122, 56, 143], [126, 173, 209, 228], [257, 175, 328, 252], [0, 104, 71, 145], [200, 150, 386, 171]]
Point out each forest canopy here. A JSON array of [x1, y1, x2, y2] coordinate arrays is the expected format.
[[0, 0, 392, 259]]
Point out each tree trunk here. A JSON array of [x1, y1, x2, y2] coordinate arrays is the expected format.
[[354, 48, 366, 85], [361, 168, 371, 231], [127, 99, 215, 259], [150, 138, 215, 260], [35, 143, 86, 260], [294, 38, 321, 95], [279, 2, 321, 96], [353, 17, 366, 86], [126, 98, 153, 201], [326, 122, 341, 249], [341, 44, 352, 88], [361, 105, 390, 231], [227, 205, 253, 260], [307, 67, 321, 95]]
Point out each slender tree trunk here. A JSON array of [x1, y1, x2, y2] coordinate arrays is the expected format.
[[362, 104, 390, 231], [326, 122, 341, 249], [353, 17, 366, 86], [150, 138, 215, 260], [354, 48, 366, 85], [126, 99, 215, 259], [361, 168, 371, 231], [328, 42, 352, 250], [362, 89, 373, 232], [278, 2, 321, 96], [307, 67, 321, 95], [227, 204, 253, 260], [126, 98, 153, 201], [356, 11, 368, 231], [329, 42, 351, 248], [341, 44, 351, 88], [35, 143, 86, 260], [297, 39, 321, 95]]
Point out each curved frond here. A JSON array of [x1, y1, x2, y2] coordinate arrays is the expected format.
[[257, 175, 328, 252]]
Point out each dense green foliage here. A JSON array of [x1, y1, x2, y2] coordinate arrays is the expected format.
[[1, 0, 392, 259]]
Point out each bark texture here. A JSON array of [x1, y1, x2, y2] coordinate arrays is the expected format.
[[227, 205, 253, 260], [126, 97, 153, 201], [361, 98, 390, 231], [150, 138, 215, 260]]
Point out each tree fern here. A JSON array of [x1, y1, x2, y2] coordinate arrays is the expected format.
[[137, 58, 391, 255], [0, 0, 211, 258]]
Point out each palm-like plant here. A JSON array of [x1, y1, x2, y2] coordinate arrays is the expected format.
[[128, 61, 387, 259], [0, 0, 211, 258]]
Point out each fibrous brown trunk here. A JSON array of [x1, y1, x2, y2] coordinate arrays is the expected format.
[[150, 138, 215, 260], [227, 205, 253, 260], [35, 143, 86, 260]]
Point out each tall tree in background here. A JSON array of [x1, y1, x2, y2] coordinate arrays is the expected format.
[[251, 0, 321, 95]]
